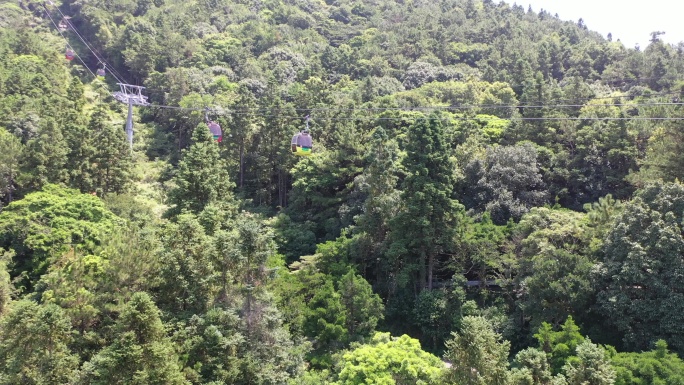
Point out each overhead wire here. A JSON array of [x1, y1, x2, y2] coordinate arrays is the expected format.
[[42, 3, 122, 106], [143, 99, 684, 121], [141, 76, 682, 112], [45, 1, 129, 85], [41, 2, 684, 124], [42, 4, 98, 80], [147, 100, 684, 114]]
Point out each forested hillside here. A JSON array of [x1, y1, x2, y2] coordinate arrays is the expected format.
[[2, 0, 684, 383]]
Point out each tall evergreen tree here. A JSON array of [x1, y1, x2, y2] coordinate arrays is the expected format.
[[157, 214, 217, 315], [166, 123, 236, 218], [78, 292, 186, 385], [359, 127, 401, 241], [389, 112, 463, 291], [443, 315, 511, 385], [0, 301, 79, 385], [19, 118, 69, 192], [62, 79, 96, 193], [337, 270, 384, 342], [89, 106, 132, 195], [246, 77, 296, 207], [562, 340, 616, 385]]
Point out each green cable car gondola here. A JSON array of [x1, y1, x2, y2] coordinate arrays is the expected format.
[[291, 115, 313, 156]]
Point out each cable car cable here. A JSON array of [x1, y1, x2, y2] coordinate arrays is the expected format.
[[42, 4, 99, 80], [45, 1, 129, 84]]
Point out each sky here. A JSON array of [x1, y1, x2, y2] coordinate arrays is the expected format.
[[504, 0, 684, 49]]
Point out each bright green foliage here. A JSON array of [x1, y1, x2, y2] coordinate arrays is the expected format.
[[272, 266, 382, 354], [335, 332, 444, 385], [596, 182, 684, 352], [290, 369, 333, 385], [562, 340, 615, 385], [611, 340, 684, 385], [535, 317, 586, 375], [6, 0, 684, 377], [389, 112, 463, 291], [458, 213, 511, 291], [314, 234, 356, 278], [583, 194, 623, 243], [0, 129, 22, 204], [78, 292, 187, 385], [166, 124, 236, 218], [268, 268, 317, 338], [0, 184, 122, 286], [0, 300, 79, 384], [61, 78, 94, 193], [444, 315, 510, 385], [337, 270, 384, 342]]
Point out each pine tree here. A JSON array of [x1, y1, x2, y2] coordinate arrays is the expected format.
[[78, 292, 186, 385], [166, 124, 236, 218], [358, 126, 401, 251], [444, 316, 511, 385], [562, 340, 615, 385], [64, 119, 96, 193], [19, 118, 69, 192], [62, 79, 97, 193], [89, 106, 132, 195], [156, 214, 217, 315], [389, 112, 463, 291], [337, 270, 384, 341], [0, 301, 79, 384]]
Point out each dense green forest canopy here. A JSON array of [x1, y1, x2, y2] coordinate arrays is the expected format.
[[2, 0, 684, 383]]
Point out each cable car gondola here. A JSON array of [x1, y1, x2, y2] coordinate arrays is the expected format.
[[208, 121, 222, 142], [205, 107, 222, 142], [58, 17, 69, 32], [96, 64, 106, 79], [291, 115, 313, 156], [65, 47, 74, 61]]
